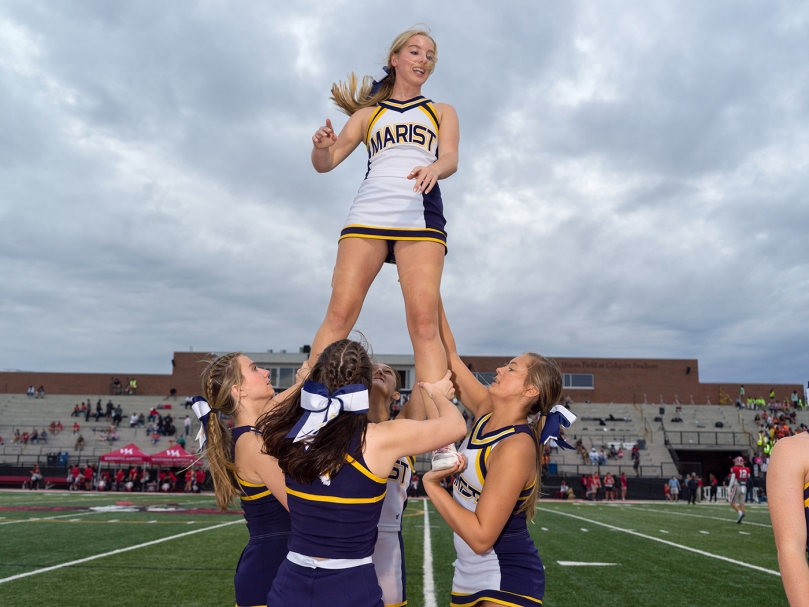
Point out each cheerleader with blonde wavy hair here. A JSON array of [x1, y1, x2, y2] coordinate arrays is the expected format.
[[307, 27, 460, 409]]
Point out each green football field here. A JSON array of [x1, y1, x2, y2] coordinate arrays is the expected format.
[[0, 490, 786, 606]]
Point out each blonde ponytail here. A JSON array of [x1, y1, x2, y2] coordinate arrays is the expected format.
[[516, 354, 562, 521], [200, 352, 243, 511], [330, 28, 437, 116]]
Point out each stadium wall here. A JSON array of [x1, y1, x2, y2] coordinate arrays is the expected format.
[[0, 351, 801, 403], [460, 355, 801, 405]]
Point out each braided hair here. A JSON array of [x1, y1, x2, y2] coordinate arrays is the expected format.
[[200, 352, 243, 511], [258, 340, 373, 485]]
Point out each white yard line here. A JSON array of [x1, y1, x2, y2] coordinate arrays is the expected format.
[[0, 519, 242, 584], [0, 511, 98, 526], [423, 501, 437, 607], [633, 507, 772, 528], [538, 508, 780, 577]]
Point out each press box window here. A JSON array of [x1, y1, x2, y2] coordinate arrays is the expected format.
[[264, 367, 296, 389], [563, 373, 594, 389]]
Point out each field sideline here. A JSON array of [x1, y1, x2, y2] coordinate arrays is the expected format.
[[0, 490, 786, 606]]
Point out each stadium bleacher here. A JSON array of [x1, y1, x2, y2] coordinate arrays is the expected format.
[[0, 393, 200, 474]]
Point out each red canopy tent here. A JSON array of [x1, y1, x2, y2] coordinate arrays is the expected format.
[[149, 446, 197, 466], [99, 443, 151, 464]]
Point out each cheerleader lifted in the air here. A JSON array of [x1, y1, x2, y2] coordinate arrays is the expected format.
[[308, 27, 459, 411]]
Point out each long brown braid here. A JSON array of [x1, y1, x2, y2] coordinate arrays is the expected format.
[[200, 352, 243, 511], [258, 340, 373, 485], [517, 353, 563, 521]]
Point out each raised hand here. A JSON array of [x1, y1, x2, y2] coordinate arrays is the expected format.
[[407, 165, 439, 194], [312, 118, 338, 148]]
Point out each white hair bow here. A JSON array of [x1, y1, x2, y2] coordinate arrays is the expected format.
[[286, 381, 369, 443]]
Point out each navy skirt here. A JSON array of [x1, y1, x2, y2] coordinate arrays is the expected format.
[[234, 531, 290, 607], [267, 559, 383, 607]]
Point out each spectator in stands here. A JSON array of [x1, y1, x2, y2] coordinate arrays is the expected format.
[[589, 447, 599, 465], [113, 405, 123, 427], [71, 405, 80, 417], [632, 445, 640, 476], [129, 413, 138, 428], [30, 429, 39, 444], [194, 468, 205, 492], [184, 415, 191, 436], [148, 407, 158, 422], [620, 472, 627, 500], [84, 401, 91, 422], [36, 385, 45, 398], [137, 413, 145, 427], [608, 444, 618, 459], [604, 472, 615, 501], [72, 422, 80, 434], [12, 429, 20, 444], [27, 385, 35, 398], [687, 474, 699, 504], [21, 431, 29, 444], [166, 388, 177, 400], [176, 435, 187, 450], [129, 378, 137, 394], [94, 401, 103, 422], [83, 464, 94, 490], [40, 429, 48, 444], [105, 400, 114, 420], [114, 468, 125, 491], [591, 472, 602, 500], [29, 464, 42, 490], [668, 475, 680, 501], [74, 434, 85, 451]]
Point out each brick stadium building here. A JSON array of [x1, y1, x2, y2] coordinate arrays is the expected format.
[[0, 350, 801, 404]]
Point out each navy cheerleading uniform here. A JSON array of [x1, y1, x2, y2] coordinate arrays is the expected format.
[[267, 437, 388, 607], [451, 414, 545, 607], [341, 96, 446, 263], [232, 426, 291, 607]]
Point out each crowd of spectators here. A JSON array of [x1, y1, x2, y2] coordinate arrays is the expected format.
[[65, 464, 206, 493]]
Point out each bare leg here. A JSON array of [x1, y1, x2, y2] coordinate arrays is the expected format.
[[394, 240, 447, 384], [309, 238, 388, 364]]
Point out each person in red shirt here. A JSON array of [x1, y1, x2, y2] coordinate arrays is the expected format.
[[620, 472, 628, 501], [169, 471, 177, 492], [83, 465, 93, 491], [71, 465, 81, 491], [729, 456, 751, 523], [114, 469, 125, 491], [194, 468, 205, 492], [184, 469, 194, 493]]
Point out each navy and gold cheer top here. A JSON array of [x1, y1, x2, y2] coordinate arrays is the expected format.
[[285, 436, 387, 559], [232, 426, 290, 537]]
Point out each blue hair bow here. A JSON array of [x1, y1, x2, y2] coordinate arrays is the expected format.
[[286, 381, 369, 443], [190, 396, 211, 451], [370, 66, 390, 97], [539, 405, 577, 450]]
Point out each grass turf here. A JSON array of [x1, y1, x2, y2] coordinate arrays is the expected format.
[[0, 491, 787, 606]]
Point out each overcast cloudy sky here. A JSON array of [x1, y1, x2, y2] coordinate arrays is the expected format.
[[1, 1, 807, 384]]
